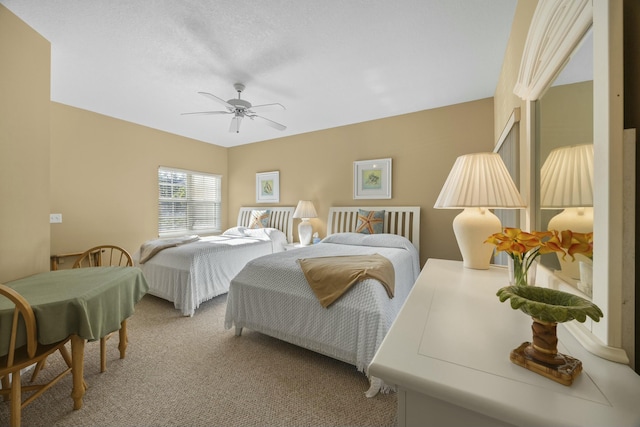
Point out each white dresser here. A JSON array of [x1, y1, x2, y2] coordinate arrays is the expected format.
[[369, 259, 640, 427]]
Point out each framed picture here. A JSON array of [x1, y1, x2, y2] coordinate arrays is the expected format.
[[353, 158, 392, 199], [256, 171, 280, 203]]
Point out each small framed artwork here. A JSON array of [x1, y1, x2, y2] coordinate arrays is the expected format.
[[256, 171, 280, 203], [353, 158, 392, 199]]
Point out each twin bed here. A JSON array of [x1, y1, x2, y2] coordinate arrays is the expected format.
[[225, 206, 421, 396], [134, 207, 295, 316]]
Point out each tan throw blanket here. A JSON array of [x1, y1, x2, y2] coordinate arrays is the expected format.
[[139, 235, 200, 264], [298, 254, 395, 308]]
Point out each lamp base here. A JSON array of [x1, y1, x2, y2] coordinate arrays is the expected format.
[[453, 207, 501, 270], [298, 220, 312, 246]]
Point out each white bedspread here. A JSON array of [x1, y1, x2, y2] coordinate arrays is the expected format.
[[134, 228, 287, 316], [224, 233, 420, 390]]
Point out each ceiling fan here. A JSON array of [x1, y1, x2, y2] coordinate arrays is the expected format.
[[182, 83, 286, 133]]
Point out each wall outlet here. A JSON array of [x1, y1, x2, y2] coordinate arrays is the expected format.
[[50, 213, 62, 223]]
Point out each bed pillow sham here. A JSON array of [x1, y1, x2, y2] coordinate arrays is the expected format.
[[249, 210, 271, 229], [355, 209, 385, 234]]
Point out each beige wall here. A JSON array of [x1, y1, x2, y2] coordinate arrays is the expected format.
[[0, 6, 51, 282], [228, 99, 496, 267], [50, 103, 228, 259], [2, 0, 494, 274], [538, 81, 594, 159], [51, 98, 494, 271], [0, 0, 561, 277]]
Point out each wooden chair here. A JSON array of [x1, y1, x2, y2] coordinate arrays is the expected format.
[[0, 285, 73, 427], [73, 245, 134, 373], [73, 245, 132, 268]]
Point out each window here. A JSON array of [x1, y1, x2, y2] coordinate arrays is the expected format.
[[158, 167, 221, 236]]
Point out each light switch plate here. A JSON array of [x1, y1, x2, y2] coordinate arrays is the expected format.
[[50, 213, 62, 223]]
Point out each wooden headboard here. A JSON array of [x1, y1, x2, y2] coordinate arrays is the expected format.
[[237, 207, 295, 243], [327, 206, 420, 252]]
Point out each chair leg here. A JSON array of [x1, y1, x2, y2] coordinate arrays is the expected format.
[[10, 370, 21, 427]]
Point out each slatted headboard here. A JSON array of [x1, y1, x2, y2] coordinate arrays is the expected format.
[[237, 207, 295, 243], [327, 206, 420, 253]]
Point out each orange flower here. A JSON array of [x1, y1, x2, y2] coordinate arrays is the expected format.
[[485, 227, 593, 286], [486, 228, 558, 258], [566, 231, 593, 260], [541, 230, 566, 258]]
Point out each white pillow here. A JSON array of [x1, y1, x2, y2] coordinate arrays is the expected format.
[[244, 228, 288, 251], [222, 226, 247, 237]]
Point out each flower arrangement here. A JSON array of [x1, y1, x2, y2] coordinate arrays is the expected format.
[[485, 228, 593, 287]]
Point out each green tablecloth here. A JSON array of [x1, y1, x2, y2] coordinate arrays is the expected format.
[[0, 267, 149, 356]]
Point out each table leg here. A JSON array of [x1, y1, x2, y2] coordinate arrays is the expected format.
[[70, 335, 85, 410], [118, 319, 127, 359]]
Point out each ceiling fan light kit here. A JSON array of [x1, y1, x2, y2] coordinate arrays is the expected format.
[[182, 83, 286, 134]]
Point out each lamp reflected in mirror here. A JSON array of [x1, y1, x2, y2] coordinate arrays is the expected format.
[[534, 26, 593, 282], [540, 143, 593, 281]]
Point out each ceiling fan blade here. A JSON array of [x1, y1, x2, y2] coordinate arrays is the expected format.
[[251, 114, 287, 131], [180, 111, 232, 115], [198, 91, 234, 111], [249, 103, 286, 112], [229, 115, 242, 133]]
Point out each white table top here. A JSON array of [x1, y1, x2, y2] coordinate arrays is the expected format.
[[369, 258, 640, 427]]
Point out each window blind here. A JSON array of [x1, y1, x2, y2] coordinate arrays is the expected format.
[[158, 167, 221, 236]]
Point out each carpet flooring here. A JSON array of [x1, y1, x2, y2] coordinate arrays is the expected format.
[[0, 294, 397, 426]]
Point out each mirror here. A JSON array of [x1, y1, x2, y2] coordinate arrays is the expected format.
[[535, 28, 593, 294], [519, 0, 627, 363]]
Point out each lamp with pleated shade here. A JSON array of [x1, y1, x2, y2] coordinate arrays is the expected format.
[[434, 152, 526, 269], [293, 200, 318, 246], [540, 143, 594, 279]]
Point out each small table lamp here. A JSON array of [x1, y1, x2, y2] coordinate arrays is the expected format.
[[434, 152, 525, 269], [540, 143, 594, 279], [293, 200, 318, 246]]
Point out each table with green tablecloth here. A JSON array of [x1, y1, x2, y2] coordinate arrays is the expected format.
[[0, 267, 148, 410]]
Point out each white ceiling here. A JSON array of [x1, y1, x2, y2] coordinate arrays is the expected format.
[[2, 0, 518, 148]]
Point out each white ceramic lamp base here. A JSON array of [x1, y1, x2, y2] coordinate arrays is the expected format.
[[547, 207, 593, 280], [298, 219, 312, 246], [453, 207, 502, 270]]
